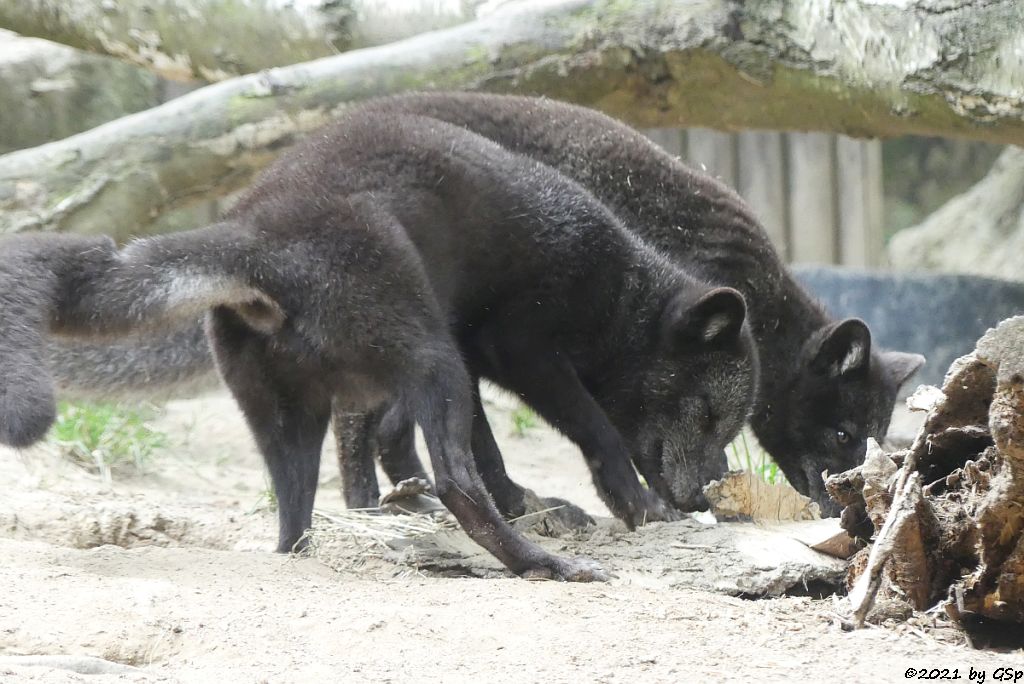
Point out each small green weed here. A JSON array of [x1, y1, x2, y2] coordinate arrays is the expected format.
[[510, 405, 538, 437], [727, 430, 786, 485], [50, 401, 167, 480], [250, 480, 279, 514]]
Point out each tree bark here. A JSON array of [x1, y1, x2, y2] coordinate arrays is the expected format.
[[888, 146, 1024, 281], [2, 0, 1022, 239], [0, 0, 491, 82], [833, 318, 1024, 637]]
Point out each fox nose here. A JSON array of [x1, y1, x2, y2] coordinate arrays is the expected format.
[[817, 498, 842, 517], [803, 463, 842, 517]]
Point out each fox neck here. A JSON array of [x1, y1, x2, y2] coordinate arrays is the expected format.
[[746, 271, 832, 447], [567, 253, 678, 396]]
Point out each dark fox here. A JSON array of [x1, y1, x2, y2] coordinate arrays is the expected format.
[[351, 92, 923, 514], [0, 109, 758, 578], [42, 93, 922, 516]]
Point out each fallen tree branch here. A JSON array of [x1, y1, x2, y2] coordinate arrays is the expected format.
[[848, 467, 925, 627], [2, 0, 1023, 239], [0, 0, 490, 81]]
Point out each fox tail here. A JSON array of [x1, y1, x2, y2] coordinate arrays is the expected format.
[[0, 223, 277, 447]]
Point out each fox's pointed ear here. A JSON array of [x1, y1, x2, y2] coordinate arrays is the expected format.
[[661, 287, 746, 349], [807, 318, 871, 378], [881, 350, 925, 389]]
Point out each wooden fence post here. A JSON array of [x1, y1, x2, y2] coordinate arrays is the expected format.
[[736, 131, 788, 258], [644, 128, 686, 159], [687, 129, 737, 188], [643, 127, 886, 267], [836, 136, 884, 267], [787, 132, 838, 264]]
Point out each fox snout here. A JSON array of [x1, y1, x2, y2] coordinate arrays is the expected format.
[[802, 461, 842, 517], [659, 443, 727, 513]]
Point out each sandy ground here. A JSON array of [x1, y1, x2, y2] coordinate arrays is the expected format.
[[1, 391, 1021, 683]]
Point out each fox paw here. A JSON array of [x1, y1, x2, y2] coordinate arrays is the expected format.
[[521, 555, 608, 583], [538, 496, 596, 530], [622, 491, 681, 529], [514, 489, 595, 536], [379, 477, 446, 515]]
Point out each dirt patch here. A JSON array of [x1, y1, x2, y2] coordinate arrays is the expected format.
[[1, 391, 1021, 681]]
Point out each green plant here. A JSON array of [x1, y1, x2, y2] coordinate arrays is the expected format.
[[727, 430, 787, 485], [50, 401, 167, 479], [250, 480, 279, 514], [510, 405, 538, 437]]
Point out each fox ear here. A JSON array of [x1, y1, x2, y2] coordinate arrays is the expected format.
[[881, 350, 925, 389], [807, 318, 871, 378], [662, 287, 747, 349]]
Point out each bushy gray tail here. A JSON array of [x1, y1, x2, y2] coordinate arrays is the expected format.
[[47, 319, 220, 402], [0, 223, 277, 447]]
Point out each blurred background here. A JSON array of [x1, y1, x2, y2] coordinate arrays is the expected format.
[[2, 0, 1022, 387], [1, 22, 1005, 270]]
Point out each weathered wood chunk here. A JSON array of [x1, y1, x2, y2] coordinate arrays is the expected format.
[[829, 317, 1024, 640]]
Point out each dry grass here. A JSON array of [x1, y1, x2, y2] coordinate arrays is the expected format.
[[304, 507, 460, 575], [310, 508, 454, 548]]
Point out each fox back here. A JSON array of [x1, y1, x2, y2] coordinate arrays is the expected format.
[[359, 93, 923, 511], [277, 112, 759, 510]]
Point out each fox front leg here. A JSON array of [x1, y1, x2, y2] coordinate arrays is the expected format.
[[408, 341, 605, 581]]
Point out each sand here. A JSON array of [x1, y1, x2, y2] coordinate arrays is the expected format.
[[1, 391, 1019, 682]]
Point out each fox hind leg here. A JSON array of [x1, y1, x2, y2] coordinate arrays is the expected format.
[[208, 307, 331, 553], [334, 401, 431, 510], [375, 400, 430, 485], [351, 388, 594, 529], [334, 407, 383, 510]]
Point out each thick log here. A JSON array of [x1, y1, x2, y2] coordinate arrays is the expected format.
[[0, 0, 490, 82], [834, 318, 1024, 638], [1, 0, 1022, 238]]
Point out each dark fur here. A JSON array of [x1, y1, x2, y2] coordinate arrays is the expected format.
[[0, 110, 760, 578], [47, 325, 221, 402], [0, 235, 110, 447], [38, 93, 923, 516], [339, 93, 924, 515]]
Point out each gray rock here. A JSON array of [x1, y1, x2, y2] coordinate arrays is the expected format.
[[794, 266, 1024, 388], [888, 146, 1024, 283], [0, 30, 159, 154]]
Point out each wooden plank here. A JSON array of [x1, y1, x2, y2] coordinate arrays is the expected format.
[[835, 136, 868, 267], [686, 128, 737, 189], [864, 139, 885, 267], [836, 136, 885, 267], [736, 131, 788, 257], [787, 132, 837, 264], [643, 128, 685, 158]]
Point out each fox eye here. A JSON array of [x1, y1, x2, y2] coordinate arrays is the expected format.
[[836, 429, 850, 444]]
